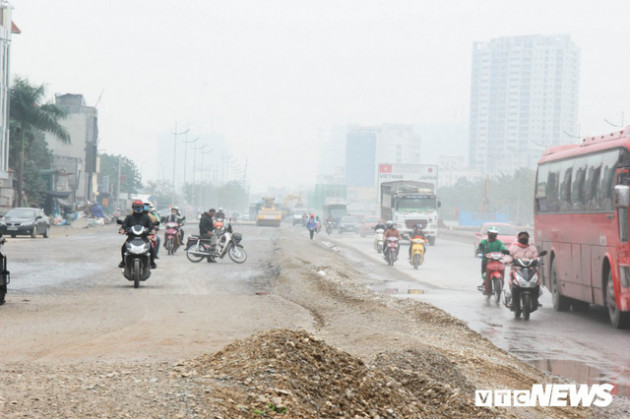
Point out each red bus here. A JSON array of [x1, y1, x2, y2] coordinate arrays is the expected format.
[[535, 126, 630, 328]]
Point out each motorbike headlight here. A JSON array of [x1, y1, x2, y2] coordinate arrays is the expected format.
[[129, 243, 147, 255], [530, 273, 539, 285], [515, 272, 527, 287]]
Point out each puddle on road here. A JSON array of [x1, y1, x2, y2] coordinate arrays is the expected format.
[[528, 359, 630, 397], [367, 283, 424, 296]]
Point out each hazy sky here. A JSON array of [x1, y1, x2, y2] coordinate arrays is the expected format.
[[10, 0, 630, 192]]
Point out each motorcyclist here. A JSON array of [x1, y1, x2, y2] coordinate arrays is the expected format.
[[164, 206, 184, 245], [199, 208, 217, 262], [118, 200, 157, 269], [384, 221, 402, 258], [476, 226, 507, 292], [216, 207, 226, 220], [373, 220, 386, 232], [144, 201, 161, 258], [306, 214, 317, 240], [324, 215, 334, 233], [509, 231, 542, 307], [408, 224, 427, 258]]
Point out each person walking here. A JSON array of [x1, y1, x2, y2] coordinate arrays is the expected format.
[[306, 214, 317, 240]]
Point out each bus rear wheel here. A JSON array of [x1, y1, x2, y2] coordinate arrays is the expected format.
[[550, 259, 570, 312], [606, 271, 630, 329]]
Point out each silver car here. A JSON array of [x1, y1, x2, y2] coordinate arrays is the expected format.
[[0, 207, 51, 238]]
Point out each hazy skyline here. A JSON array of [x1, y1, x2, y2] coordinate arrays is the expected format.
[[9, 0, 630, 192]]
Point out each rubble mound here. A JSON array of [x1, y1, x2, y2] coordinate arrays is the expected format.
[[179, 329, 496, 418], [372, 348, 498, 418]]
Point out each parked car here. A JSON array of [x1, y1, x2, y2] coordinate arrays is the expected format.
[[473, 222, 517, 255], [338, 215, 360, 234], [0, 207, 50, 238], [359, 215, 380, 237]]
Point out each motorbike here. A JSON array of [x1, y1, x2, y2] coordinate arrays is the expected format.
[[117, 220, 152, 288], [477, 249, 510, 304], [325, 220, 334, 235], [0, 236, 9, 305], [374, 228, 385, 254], [186, 221, 247, 264], [164, 217, 185, 255], [505, 250, 547, 320], [384, 236, 400, 266], [409, 236, 426, 270]]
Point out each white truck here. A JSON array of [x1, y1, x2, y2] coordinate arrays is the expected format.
[[378, 163, 440, 246]]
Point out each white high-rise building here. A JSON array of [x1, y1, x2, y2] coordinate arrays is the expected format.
[[469, 34, 580, 174], [0, 2, 18, 210]]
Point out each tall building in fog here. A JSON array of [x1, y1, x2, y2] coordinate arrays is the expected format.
[[345, 124, 421, 187], [345, 128, 377, 187], [469, 34, 580, 174]]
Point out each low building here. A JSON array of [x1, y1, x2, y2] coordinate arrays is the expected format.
[[43, 94, 99, 205]]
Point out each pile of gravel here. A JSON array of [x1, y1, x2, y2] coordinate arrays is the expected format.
[[177, 329, 498, 418]]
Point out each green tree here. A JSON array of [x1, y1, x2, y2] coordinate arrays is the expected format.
[[98, 153, 143, 200], [438, 169, 536, 225], [144, 180, 178, 210], [9, 77, 71, 206]]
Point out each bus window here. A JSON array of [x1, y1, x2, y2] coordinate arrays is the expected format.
[[535, 164, 549, 212], [599, 150, 619, 211], [571, 157, 587, 211], [559, 160, 573, 211], [584, 154, 602, 211], [546, 161, 561, 212]]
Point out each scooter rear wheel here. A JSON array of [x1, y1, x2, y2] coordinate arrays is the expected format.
[[186, 243, 206, 263], [413, 254, 420, 270]]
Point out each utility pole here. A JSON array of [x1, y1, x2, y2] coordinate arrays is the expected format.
[[192, 143, 207, 208], [116, 155, 122, 210], [170, 123, 190, 205], [183, 136, 198, 201], [198, 149, 213, 209]]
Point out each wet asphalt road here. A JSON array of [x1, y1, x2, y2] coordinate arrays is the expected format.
[[309, 226, 630, 398], [4, 223, 629, 398], [0, 224, 320, 362]]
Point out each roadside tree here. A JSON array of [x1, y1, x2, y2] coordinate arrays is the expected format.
[[9, 77, 70, 207]]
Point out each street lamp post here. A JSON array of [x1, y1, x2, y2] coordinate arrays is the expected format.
[[183, 136, 199, 201], [191, 143, 207, 208], [198, 149, 213, 208], [116, 155, 122, 211], [170, 123, 190, 205]]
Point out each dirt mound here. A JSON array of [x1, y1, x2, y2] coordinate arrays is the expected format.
[[371, 348, 500, 418], [176, 329, 498, 418]]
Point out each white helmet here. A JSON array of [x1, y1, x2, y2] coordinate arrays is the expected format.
[[487, 226, 499, 235]]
